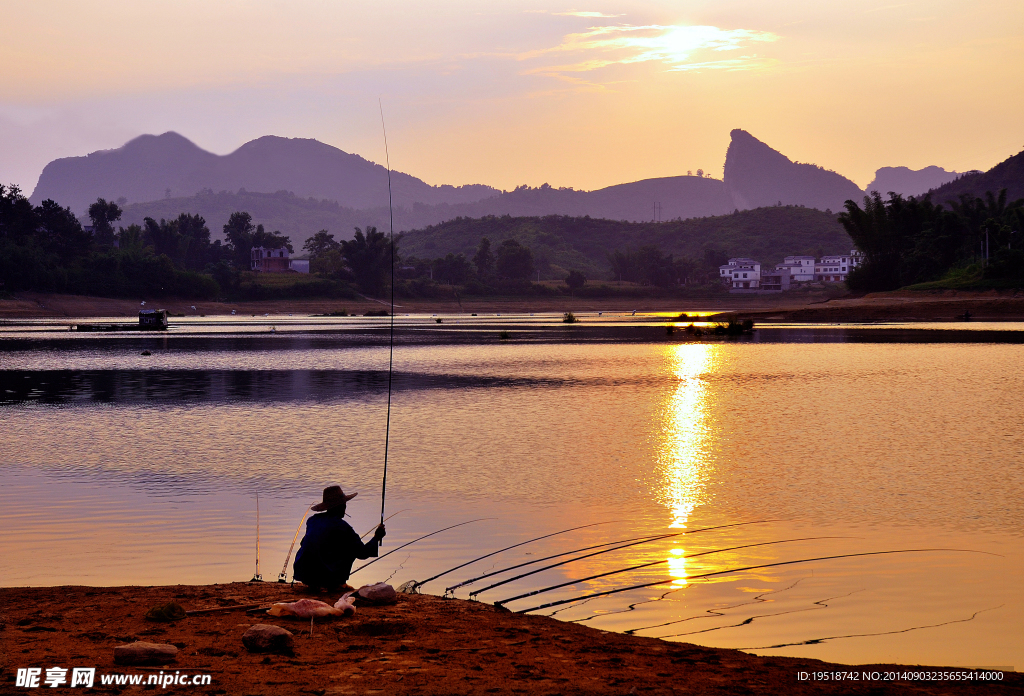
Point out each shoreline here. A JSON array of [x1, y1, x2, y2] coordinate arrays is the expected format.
[[2, 289, 1024, 323], [0, 583, 1017, 695]]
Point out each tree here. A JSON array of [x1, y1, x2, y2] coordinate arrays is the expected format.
[[0, 185, 38, 243], [565, 269, 586, 291], [696, 169, 704, 178], [433, 253, 472, 285], [35, 199, 91, 261], [223, 211, 256, 268], [303, 230, 340, 260], [87, 198, 122, 247], [223, 211, 290, 269], [495, 238, 534, 280], [340, 226, 397, 296], [472, 237, 495, 278]]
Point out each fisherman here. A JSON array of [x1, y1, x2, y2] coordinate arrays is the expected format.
[[293, 485, 386, 592]]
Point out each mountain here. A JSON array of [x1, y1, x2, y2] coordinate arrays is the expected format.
[[30, 132, 498, 215], [400, 206, 852, 278], [723, 129, 863, 212], [866, 166, 958, 198], [923, 148, 1024, 204]]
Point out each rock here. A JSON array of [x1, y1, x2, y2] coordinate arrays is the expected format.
[[145, 602, 186, 622], [242, 624, 294, 654], [356, 582, 398, 605], [113, 641, 178, 665]]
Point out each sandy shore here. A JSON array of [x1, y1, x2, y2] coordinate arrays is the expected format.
[[0, 583, 1018, 695], [2, 289, 1023, 322]]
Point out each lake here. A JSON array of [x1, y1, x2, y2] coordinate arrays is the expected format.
[[1, 313, 1021, 670]]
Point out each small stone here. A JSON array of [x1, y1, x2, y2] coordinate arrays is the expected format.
[[357, 583, 398, 605], [242, 624, 294, 654], [113, 641, 177, 665]]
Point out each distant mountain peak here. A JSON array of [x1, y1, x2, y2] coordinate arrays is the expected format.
[[31, 133, 498, 213], [866, 165, 958, 198], [724, 129, 863, 212]]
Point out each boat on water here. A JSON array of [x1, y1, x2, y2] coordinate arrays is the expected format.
[[72, 309, 169, 332]]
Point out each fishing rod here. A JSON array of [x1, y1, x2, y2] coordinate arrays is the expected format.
[[505, 548, 996, 614], [277, 502, 313, 583], [250, 492, 263, 582], [350, 517, 493, 576], [471, 534, 678, 598], [378, 99, 396, 543], [448, 533, 664, 595], [491, 537, 845, 606], [469, 519, 780, 598], [451, 519, 777, 595], [407, 520, 620, 594]]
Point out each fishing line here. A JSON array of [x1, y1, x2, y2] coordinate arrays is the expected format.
[[378, 99, 396, 539], [507, 548, 997, 614], [350, 518, 493, 576], [407, 520, 620, 593], [362, 509, 409, 540], [471, 522, 782, 597], [491, 536, 844, 605]]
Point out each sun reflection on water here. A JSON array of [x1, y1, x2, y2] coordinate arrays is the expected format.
[[658, 343, 717, 585]]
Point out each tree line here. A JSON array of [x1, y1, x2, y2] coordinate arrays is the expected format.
[[0, 185, 303, 299], [840, 189, 1024, 290], [300, 228, 724, 297]]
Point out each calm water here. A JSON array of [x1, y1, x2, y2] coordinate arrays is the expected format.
[[1, 314, 1021, 669]]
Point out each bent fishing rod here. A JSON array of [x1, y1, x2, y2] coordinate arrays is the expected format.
[[491, 536, 847, 605], [504, 547, 997, 614], [464, 519, 779, 598], [407, 520, 621, 594], [379, 99, 396, 543]]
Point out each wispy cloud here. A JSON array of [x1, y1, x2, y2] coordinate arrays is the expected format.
[[553, 11, 624, 18], [523, 23, 779, 77]]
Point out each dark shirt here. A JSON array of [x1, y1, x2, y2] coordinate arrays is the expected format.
[[293, 509, 379, 589]]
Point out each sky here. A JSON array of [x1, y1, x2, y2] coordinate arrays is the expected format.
[[1, 0, 1022, 194]]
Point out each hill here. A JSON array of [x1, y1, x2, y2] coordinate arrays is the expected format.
[[866, 166, 958, 197], [924, 148, 1024, 203], [400, 206, 852, 278], [723, 129, 863, 211], [118, 189, 384, 246], [30, 132, 498, 215], [117, 177, 734, 250]]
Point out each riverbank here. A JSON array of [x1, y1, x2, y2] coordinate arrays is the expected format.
[[2, 289, 1024, 322], [0, 583, 1017, 695]]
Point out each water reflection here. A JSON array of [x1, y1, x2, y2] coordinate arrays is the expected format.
[[658, 344, 717, 585]]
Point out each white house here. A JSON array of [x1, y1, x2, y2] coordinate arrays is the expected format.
[[252, 246, 290, 272], [720, 258, 761, 289], [251, 247, 309, 273], [814, 249, 864, 282], [776, 256, 816, 282]]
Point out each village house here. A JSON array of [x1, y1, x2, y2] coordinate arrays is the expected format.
[[814, 250, 864, 282], [775, 256, 816, 282], [759, 266, 792, 292], [251, 247, 309, 273], [719, 258, 761, 289]]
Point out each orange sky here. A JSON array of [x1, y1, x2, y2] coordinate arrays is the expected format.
[[1, 0, 1022, 193]]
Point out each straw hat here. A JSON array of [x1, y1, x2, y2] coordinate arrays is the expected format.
[[311, 485, 358, 511]]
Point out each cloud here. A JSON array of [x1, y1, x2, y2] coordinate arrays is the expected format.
[[553, 11, 624, 18], [522, 22, 779, 77]]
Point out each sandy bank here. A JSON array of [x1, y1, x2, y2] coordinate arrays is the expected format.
[[0, 583, 1017, 695]]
